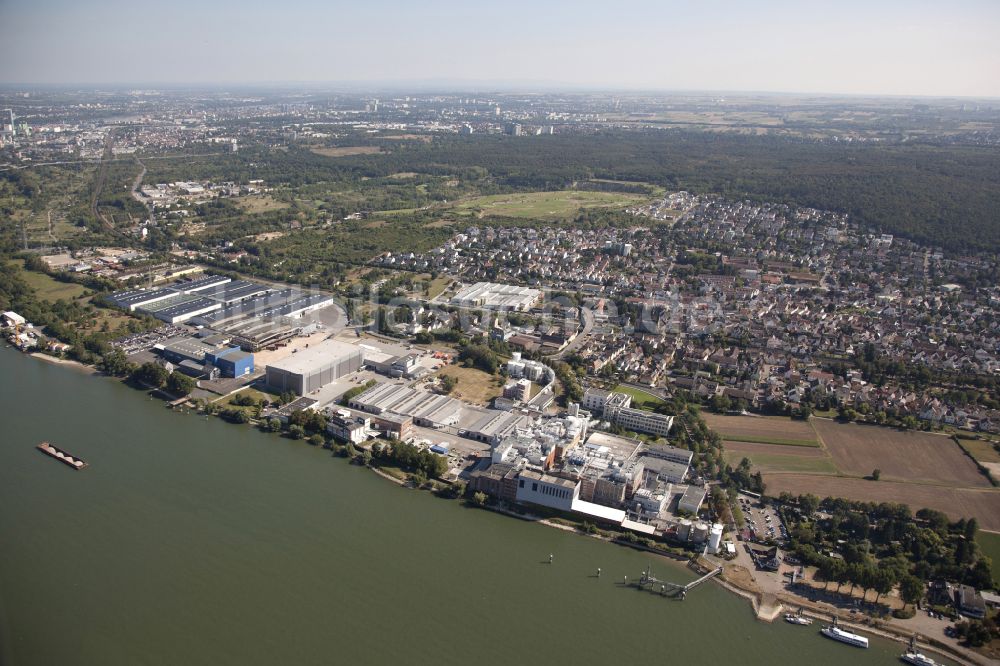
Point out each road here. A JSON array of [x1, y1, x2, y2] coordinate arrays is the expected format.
[[551, 305, 595, 359]]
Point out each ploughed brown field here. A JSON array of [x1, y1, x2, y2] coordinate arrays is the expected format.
[[710, 415, 1000, 526], [811, 419, 992, 488], [702, 413, 817, 443], [762, 474, 1000, 532], [722, 440, 827, 458]]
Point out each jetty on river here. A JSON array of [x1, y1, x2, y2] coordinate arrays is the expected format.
[[635, 564, 722, 599]]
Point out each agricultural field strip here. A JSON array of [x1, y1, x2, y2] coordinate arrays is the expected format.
[[762, 473, 1000, 532]]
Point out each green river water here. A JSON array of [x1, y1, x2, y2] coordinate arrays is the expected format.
[[0, 347, 923, 665]]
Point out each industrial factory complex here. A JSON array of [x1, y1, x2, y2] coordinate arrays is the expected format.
[[108, 273, 340, 385], [449, 281, 541, 311], [102, 273, 716, 552], [110, 276, 335, 333]]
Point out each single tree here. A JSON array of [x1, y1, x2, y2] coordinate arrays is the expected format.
[[899, 574, 925, 610]]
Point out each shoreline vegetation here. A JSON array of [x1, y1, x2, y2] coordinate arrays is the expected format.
[[11, 347, 995, 665]]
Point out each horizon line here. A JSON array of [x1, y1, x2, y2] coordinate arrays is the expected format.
[[0, 81, 999, 102]]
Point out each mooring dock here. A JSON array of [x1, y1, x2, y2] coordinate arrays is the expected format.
[[682, 566, 723, 593], [635, 564, 722, 599]]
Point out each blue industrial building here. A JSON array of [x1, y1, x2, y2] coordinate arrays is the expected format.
[[207, 347, 255, 378]]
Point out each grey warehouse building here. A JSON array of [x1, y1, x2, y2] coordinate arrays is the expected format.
[[265, 339, 363, 396]]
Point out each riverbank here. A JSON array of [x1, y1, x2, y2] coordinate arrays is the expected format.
[[29, 351, 97, 374], [8, 347, 992, 664], [708, 554, 990, 666]]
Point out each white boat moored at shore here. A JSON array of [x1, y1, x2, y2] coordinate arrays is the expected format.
[[820, 623, 869, 648]]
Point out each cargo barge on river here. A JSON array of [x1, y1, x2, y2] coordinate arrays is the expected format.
[[36, 442, 88, 470]]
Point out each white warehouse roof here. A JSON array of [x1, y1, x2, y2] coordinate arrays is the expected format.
[[266, 339, 363, 375]]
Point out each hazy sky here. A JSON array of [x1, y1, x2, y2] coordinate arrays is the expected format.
[[1, 0, 999, 96]]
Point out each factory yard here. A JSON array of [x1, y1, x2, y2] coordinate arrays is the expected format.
[[431, 365, 503, 406], [762, 474, 1000, 531], [812, 418, 993, 488]]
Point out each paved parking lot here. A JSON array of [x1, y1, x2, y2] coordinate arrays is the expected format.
[[738, 494, 788, 543], [113, 324, 189, 354]]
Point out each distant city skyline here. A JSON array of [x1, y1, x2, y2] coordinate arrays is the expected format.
[[1, 0, 999, 98]]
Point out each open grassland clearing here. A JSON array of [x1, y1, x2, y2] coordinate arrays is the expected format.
[[956, 436, 1000, 463], [812, 418, 991, 488], [762, 473, 1000, 532], [432, 364, 503, 406], [448, 190, 648, 219], [11, 261, 88, 302], [379, 134, 432, 142], [585, 178, 668, 196], [702, 413, 819, 447], [235, 195, 290, 214], [423, 275, 452, 299], [310, 146, 385, 157]]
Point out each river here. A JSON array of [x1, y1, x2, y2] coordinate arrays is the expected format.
[[0, 347, 915, 665]]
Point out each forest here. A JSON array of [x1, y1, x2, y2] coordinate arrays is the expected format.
[[138, 131, 1000, 254]]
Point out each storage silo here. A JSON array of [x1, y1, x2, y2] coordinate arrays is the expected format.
[[708, 523, 724, 553], [692, 521, 710, 543], [677, 519, 693, 542]]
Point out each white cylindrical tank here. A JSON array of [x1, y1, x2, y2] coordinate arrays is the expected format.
[[692, 521, 710, 543], [708, 523, 724, 553], [677, 519, 693, 542]]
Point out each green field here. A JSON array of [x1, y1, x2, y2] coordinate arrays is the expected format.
[[956, 437, 1000, 463], [723, 450, 838, 474], [448, 190, 648, 219], [613, 385, 665, 410], [12, 262, 88, 302], [425, 276, 451, 299], [975, 531, 1000, 588], [720, 434, 821, 448]]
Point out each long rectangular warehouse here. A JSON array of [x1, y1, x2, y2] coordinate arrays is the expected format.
[[194, 289, 299, 326], [111, 288, 178, 312], [265, 339, 363, 396], [198, 280, 272, 305], [150, 297, 223, 324], [347, 383, 463, 428], [451, 282, 541, 311], [173, 275, 231, 294]]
